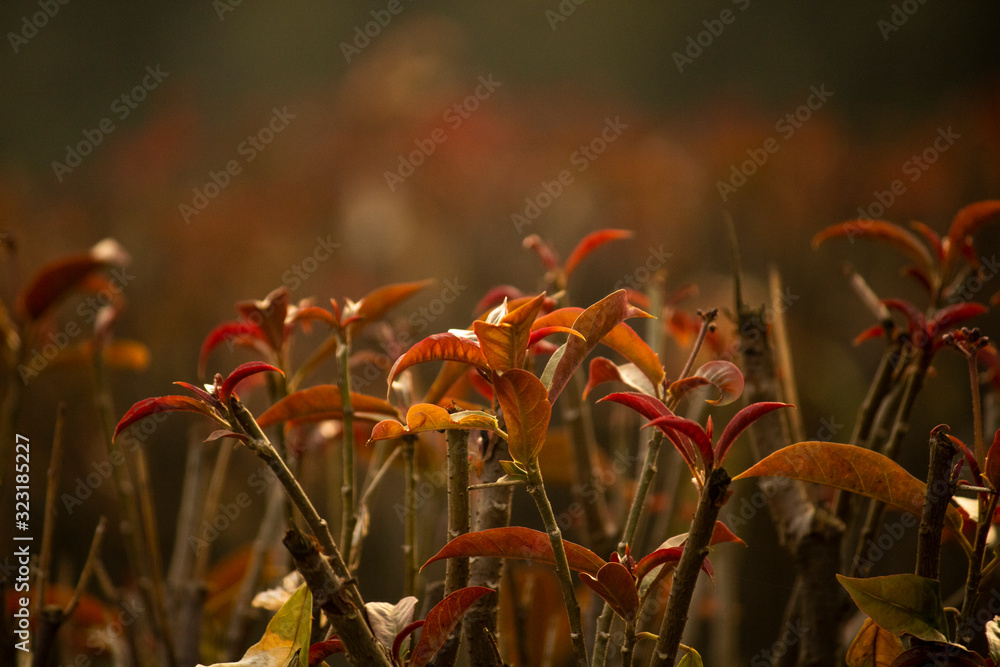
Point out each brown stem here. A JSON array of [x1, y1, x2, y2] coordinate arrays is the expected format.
[[651, 467, 730, 666], [283, 528, 393, 666], [36, 402, 65, 617], [915, 429, 958, 581]]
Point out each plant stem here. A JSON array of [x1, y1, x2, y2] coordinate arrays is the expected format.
[[338, 341, 358, 567], [524, 460, 589, 667], [230, 397, 365, 610], [283, 528, 394, 666], [403, 435, 418, 598], [465, 428, 514, 666], [36, 402, 65, 618], [434, 428, 471, 666], [915, 428, 958, 582], [621, 619, 637, 667], [650, 466, 730, 666]]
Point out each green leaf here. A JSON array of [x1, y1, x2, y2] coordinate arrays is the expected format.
[[677, 645, 704, 667], [198, 582, 312, 666], [836, 574, 948, 643]]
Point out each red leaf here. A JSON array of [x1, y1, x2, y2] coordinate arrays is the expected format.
[[945, 200, 1000, 270], [393, 621, 424, 663], [408, 587, 494, 667], [256, 385, 399, 428], [345, 280, 432, 341], [528, 325, 585, 350], [909, 221, 944, 263], [309, 638, 345, 665], [710, 521, 746, 547], [646, 415, 714, 470], [578, 562, 640, 621], [563, 229, 634, 281], [173, 381, 220, 406], [929, 302, 988, 336], [235, 286, 289, 355], [114, 395, 227, 440], [494, 369, 551, 464], [853, 324, 886, 346], [421, 526, 606, 576], [287, 305, 337, 329], [600, 392, 701, 476], [387, 333, 490, 390], [715, 402, 793, 465], [198, 320, 270, 377], [220, 361, 284, 404], [948, 434, 983, 485], [883, 299, 927, 339], [633, 546, 683, 587], [812, 220, 934, 278], [18, 238, 130, 321], [523, 234, 560, 271]]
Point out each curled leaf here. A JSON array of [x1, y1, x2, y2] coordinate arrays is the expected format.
[[563, 229, 634, 280], [578, 562, 640, 621], [813, 220, 934, 279], [220, 361, 284, 404], [387, 333, 490, 391], [408, 587, 494, 667], [691, 360, 745, 405], [367, 405, 505, 444], [584, 357, 656, 398], [115, 395, 228, 441]]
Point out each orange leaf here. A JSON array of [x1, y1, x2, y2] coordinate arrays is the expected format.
[[220, 361, 284, 403], [813, 220, 934, 278], [367, 405, 504, 444], [584, 357, 656, 398], [256, 385, 399, 428], [494, 369, 550, 465], [101, 340, 151, 371], [198, 320, 270, 377], [563, 229, 634, 281], [734, 442, 963, 535], [944, 200, 1000, 271], [421, 526, 606, 576], [579, 562, 640, 621], [845, 617, 905, 667], [387, 333, 490, 391], [345, 279, 432, 341]]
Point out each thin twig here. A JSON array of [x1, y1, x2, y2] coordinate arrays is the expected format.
[[36, 402, 66, 615]]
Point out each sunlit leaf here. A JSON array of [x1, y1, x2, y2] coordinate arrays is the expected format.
[[714, 402, 792, 465], [198, 582, 312, 667], [220, 361, 284, 404], [494, 369, 550, 464], [115, 395, 228, 441], [579, 561, 640, 621], [584, 357, 656, 398], [256, 385, 399, 428], [734, 442, 963, 534], [836, 574, 947, 642], [345, 279, 432, 342], [528, 325, 586, 350], [366, 405, 505, 444], [845, 618, 905, 667], [473, 285, 525, 316], [536, 291, 658, 402], [408, 587, 494, 667], [986, 616, 1000, 663], [387, 333, 490, 391], [421, 526, 606, 576], [563, 229, 634, 281], [812, 221, 934, 278], [18, 238, 130, 321], [691, 360, 745, 406]]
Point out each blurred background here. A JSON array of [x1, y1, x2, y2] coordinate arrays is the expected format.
[[2, 1, 1000, 663]]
